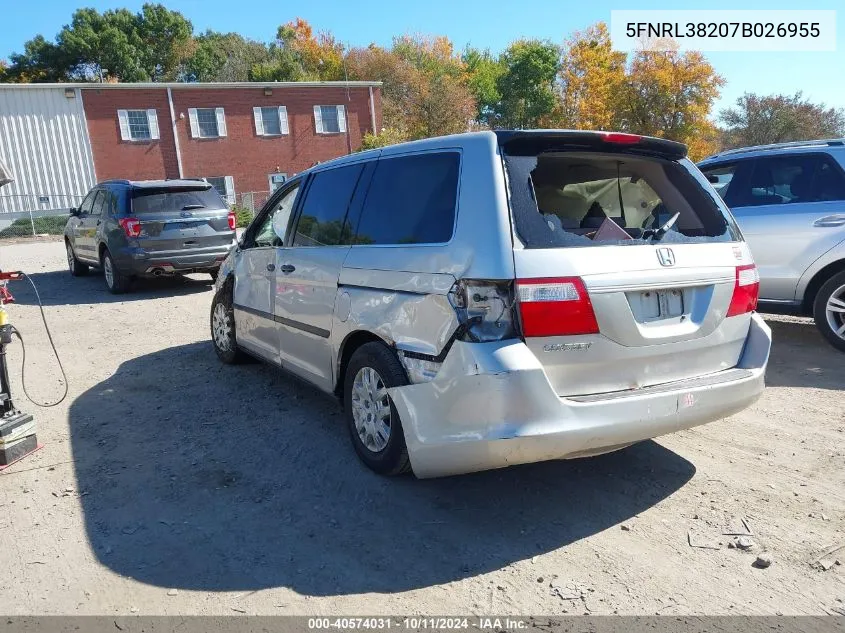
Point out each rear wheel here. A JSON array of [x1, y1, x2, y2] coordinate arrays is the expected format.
[[102, 249, 130, 294], [66, 240, 89, 277], [343, 342, 411, 476], [210, 278, 248, 364], [813, 270, 845, 352]]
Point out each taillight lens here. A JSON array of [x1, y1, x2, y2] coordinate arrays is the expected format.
[[727, 264, 760, 317], [227, 211, 237, 231], [517, 277, 600, 337], [118, 217, 141, 238]]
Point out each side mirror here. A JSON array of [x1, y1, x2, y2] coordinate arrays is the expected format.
[[69, 207, 80, 217]]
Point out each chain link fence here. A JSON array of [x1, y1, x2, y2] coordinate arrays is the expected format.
[[0, 194, 82, 239], [232, 191, 273, 228]]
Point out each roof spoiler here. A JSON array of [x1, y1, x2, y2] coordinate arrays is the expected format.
[[495, 130, 687, 160]]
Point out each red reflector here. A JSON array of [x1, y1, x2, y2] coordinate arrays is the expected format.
[[600, 132, 642, 145], [727, 264, 760, 317], [227, 211, 237, 231], [118, 217, 141, 238], [517, 277, 600, 337]]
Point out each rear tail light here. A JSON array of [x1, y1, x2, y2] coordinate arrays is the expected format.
[[516, 277, 600, 337], [448, 279, 517, 343], [727, 264, 760, 317], [227, 211, 237, 231], [118, 217, 141, 238]]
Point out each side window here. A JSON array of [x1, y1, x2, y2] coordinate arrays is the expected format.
[[253, 182, 300, 248], [89, 190, 106, 216], [701, 163, 737, 200], [354, 152, 460, 245], [731, 155, 818, 207], [810, 156, 845, 202], [292, 164, 364, 247], [101, 188, 117, 216], [78, 190, 97, 215]]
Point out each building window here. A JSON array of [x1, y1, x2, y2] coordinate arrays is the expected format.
[[254, 106, 289, 136], [117, 109, 159, 141], [188, 107, 227, 138], [204, 176, 235, 204], [269, 173, 287, 191], [314, 105, 346, 134]]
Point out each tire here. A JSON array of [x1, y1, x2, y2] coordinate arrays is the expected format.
[[101, 249, 130, 294], [813, 270, 845, 353], [210, 278, 249, 364], [209, 269, 219, 283], [66, 240, 89, 277], [343, 342, 411, 476]]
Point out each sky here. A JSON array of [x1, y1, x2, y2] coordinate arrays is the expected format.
[[1, 0, 843, 117]]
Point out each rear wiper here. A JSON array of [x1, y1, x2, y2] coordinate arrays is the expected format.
[[644, 212, 680, 242], [181, 204, 206, 210]]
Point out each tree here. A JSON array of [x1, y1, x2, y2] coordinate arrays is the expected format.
[[4, 3, 192, 82], [495, 40, 560, 129], [620, 44, 724, 160], [462, 47, 503, 127], [719, 92, 845, 148], [557, 23, 626, 130], [181, 31, 270, 82]]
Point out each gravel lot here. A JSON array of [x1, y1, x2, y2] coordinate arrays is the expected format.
[[0, 238, 843, 616]]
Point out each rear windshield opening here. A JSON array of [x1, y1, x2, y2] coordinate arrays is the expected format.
[[504, 151, 739, 248], [131, 186, 226, 214]]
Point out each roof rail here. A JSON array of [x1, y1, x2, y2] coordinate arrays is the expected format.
[[705, 138, 845, 160], [99, 178, 132, 185]]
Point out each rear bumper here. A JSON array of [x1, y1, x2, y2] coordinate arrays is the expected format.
[[390, 313, 771, 478], [113, 243, 236, 276]]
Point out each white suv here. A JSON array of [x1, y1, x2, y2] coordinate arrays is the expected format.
[[700, 139, 845, 351], [210, 130, 771, 478]]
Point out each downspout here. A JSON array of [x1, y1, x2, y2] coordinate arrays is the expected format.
[[167, 87, 184, 179], [368, 86, 377, 135]]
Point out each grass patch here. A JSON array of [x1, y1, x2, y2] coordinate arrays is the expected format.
[[0, 215, 68, 238]]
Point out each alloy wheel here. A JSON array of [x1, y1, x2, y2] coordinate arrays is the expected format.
[[825, 283, 845, 341], [66, 243, 75, 271], [103, 256, 114, 288], [350, 366, 392, 453], [212, 302, 232, 351]]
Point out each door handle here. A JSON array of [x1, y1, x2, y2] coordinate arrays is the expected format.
[[814, 214, 845, 227], [280, 264, 296, 274], [266, 263, 276, 272]]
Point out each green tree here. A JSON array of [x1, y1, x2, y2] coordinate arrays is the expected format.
[[181, 31, 270, 82], [719, 92, 845, 148], [3, 35, 69, 82], [495, 40, 560, 128], [462, 47, 503, 126]]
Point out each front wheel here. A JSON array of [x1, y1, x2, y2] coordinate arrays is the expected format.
[[210, 278, 248, 364], [813, 270, 845, 352], [102, 249, 130, 294], [343, 342, 411, 476]]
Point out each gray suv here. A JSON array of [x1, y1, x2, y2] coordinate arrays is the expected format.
[[64, 179, 237, 294], [700, 140, 845, 351], [210, 130, 771, 478]]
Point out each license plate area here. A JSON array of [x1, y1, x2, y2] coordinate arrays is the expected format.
[[630, 289, 685, 322]]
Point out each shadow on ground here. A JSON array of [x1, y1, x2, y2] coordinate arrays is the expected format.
[[69, 341, 695, 595], [762, 317, 845, 391], [9, 269, 212, 307]]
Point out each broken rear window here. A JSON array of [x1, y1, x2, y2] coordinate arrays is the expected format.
[[503, 151, 739, 248]]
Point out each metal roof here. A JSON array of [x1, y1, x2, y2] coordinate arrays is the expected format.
[[0, 80, 382, 90]]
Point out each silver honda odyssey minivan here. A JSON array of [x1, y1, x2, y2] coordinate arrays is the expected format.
[[210, 130, 772, 478]]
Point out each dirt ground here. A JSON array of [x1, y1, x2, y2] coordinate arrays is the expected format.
[[0, 238, 843, 616]]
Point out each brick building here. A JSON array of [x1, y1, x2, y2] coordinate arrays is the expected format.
[[0, 81, 382, 214]]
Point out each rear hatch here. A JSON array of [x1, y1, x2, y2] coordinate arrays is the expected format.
[[499, 131, 758, 397], [130, 184, 234, 253]]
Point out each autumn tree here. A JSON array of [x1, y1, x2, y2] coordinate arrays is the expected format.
[[557, 22, 626, 130], [462, 47, 504, 127], [619, 43, 724, 159], [495, 40, 560, 129], [719, 92, 845, 148]]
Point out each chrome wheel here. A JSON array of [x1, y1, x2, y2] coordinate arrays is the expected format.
[[103, 255, 114, 288], [66, 242, 75, 271], [351, 366, 391, 453], [212, 302, 233, 351], [825, 283, 845, 341]]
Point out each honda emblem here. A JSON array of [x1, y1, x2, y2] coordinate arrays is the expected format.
[[657, 247, 676, 267]]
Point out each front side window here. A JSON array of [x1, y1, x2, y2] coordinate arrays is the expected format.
[[196, 108, 219, 137], [293, 164, 364, 247], [78, 190, 97, 215], [253, 183, 300, 248], [354, 152, 460, 245]]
